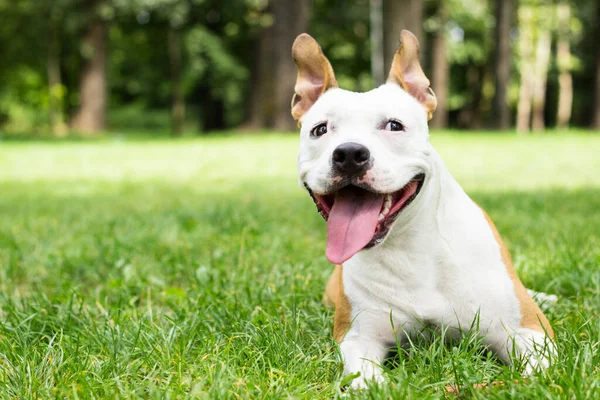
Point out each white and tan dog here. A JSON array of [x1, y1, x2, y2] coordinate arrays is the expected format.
[[291, 30, 554, 389]]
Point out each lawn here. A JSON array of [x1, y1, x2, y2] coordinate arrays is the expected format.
[[0, 132, 599, 399]]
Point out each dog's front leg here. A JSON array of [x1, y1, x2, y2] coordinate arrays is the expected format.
[[340, 330, 388, 389], [486, 326, 554, 375]]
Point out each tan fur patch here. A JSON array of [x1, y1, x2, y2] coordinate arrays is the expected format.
[[387, 30, 437, 120], [323, 265, 352, 343], [480, 208, 554, 338], [291, 34, 338, 122], [323, 265, 340, 307]]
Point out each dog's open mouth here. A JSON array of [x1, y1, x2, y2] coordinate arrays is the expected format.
[[307, 173, 425, 264]]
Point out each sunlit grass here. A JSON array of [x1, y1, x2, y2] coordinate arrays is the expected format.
[[0, 132, 599, 398]]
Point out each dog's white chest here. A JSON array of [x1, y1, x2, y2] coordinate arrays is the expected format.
[[340, 179, 524, 344], [343, 246, 454, 343]]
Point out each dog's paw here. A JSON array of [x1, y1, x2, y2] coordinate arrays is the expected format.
[[349, 376, 368, 390], [522, 356, 549, 376], [526, 289, 558, 311], [343, 371, 385, 390], [513, 329, 554, 376], [349, 375, 385, 390]]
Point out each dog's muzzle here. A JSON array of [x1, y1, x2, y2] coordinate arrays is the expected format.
[[305, 173, 425, 264]]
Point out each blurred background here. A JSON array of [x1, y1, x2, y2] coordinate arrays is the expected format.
[[0, 0, 599, 138], [1, 2, 600, 396]]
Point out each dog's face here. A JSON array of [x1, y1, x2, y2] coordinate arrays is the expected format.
[[291, 31, 437, 264], [298, 84, 430, 196]]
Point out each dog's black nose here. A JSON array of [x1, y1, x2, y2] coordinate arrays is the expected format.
[[332, 142, 371, 173]]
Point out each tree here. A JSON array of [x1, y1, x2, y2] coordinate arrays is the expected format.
[[245, 10, 275, 130], [245, 0, 311, 131], [556, 1, 572, 129], [370, 0, 385, 86], [46, 4, 68, 136], [71, 1, 108, 135], [383, 0, 423, 72], [516, 3, 551, 133], [556, 0, 573, 128], [273, 0, 311, 131], [531, 25, 551, 131], [444, 0, 493, 129], [149, 0, 192, 136], [593, 0, 600, 129], [516, 6, 534, 133], [492, 0, 514, 129], [430, 0, 449, 129], [168, 28, 184, 136]]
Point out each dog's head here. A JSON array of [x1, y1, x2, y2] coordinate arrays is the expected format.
[[292, 30, 437, 264]]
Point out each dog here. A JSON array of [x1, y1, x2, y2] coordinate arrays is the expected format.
[[290, 30, 554, 389]]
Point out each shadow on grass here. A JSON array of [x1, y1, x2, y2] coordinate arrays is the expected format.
[[1, 181, 598, 300], [0, 131, 185, 143], [0, 129, 293, 143]]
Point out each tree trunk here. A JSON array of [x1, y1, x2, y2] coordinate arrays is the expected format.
[[516, 6, 534, 134], [273, 0, 311, 131], [430, 1, 448, 129], [556, 2, 572, 129], [244, 14, 276, 129], [168, 28, 185, 136], [458, 65, 484, 129], [383, 0, 424, 73], [72, 20, 108, 135], [47, 18, 67, 137], [370, 0, 385, 86], [531, 29, 551, 132], [592, 0, 600, 129], [492, 0, 514, 130], [203, 96, 225, 131], [244, 0, 310, 131]]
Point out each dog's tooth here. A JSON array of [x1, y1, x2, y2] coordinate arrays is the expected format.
[[383, 195, 392, 215], [380, 195, 391, 216], [378, 213, 384, 221], [385, 194, 392, 208]]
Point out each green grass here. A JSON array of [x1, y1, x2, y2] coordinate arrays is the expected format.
[[0, 132, 599, 398]]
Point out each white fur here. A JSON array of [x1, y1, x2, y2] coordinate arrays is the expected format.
[[297, 84, 554, 389]]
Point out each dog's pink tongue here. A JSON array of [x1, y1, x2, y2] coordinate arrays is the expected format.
[[326, 187, 384, 264]]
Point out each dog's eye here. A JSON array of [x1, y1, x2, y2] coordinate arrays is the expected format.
[[311, 123, 328, 137], [385, 120, 405, 132]]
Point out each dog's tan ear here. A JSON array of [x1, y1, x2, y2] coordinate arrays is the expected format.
[[291, 34, 338, 122], [387, 30, 437, 120]]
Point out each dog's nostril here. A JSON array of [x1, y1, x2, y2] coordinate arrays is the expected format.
[[354, 147, 369, 164], [332, 148, 346, 164], [332, 142, 370, 172]]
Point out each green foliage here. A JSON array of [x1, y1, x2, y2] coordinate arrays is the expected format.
[[108, 103, 172, 131], [0, 0, 598, 134], [312, 0, 371, 91], [108, 24, 171, 108], [0, 67, 49, 132], [185, 25, 249, 100], [0, 133, 599, 397]]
